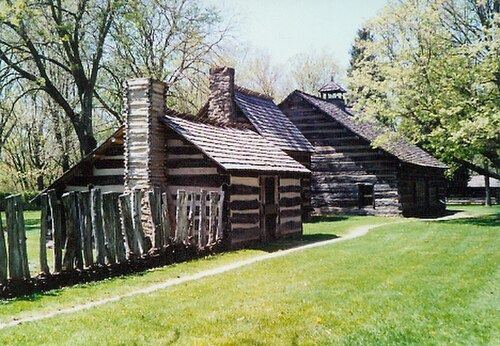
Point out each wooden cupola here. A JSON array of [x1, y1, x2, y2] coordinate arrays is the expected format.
[[318, 77, 346, 102]]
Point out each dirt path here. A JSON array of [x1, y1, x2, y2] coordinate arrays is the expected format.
[[0, 212, 472, 330]]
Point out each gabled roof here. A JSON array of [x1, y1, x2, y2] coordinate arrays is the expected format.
[[287, 90, 447, 169], [161, 114, 310, 174], [233, 87, 313, 153], [318, 81, 346, 94]]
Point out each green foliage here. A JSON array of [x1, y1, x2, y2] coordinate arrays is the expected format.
[[348, 0, 500, 173]]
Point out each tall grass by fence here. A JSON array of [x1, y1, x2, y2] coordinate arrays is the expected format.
[[0, 187, 225, 298]]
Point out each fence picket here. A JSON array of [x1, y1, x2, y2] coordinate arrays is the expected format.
[[119, 193, 140, 258], [102, 192, 117, 265], [112, 193, 127, 264], [187, 192, 196, 245], [6, 196, 22, 280], [14, 196, 30, 279], [0, 210, 7, 285], [48, 190, 63, 273], [147, 189, 162, 250], [208, 192, 219, 245], [132, 189, 146, 256], [216, 191, 225, 241], [61, 192, 83, 271], [175, 190, 188, 243], [198, 190, 207, 248], [39, 194, 50, 275], [161, 192, 171, 247], [91, 189, 106, 266], [78, 191, 93, 268]]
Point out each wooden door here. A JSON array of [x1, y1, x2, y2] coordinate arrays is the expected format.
[[261, 176, 278, 241]]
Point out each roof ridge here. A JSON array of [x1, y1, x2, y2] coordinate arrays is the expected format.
[[235, 85, 274, 101], [165, 107, 252, 130]]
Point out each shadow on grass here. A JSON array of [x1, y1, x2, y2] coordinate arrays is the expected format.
[[410, 209, 462, 219], [253, 233, 340, 253], [307, 215, 349, 224], [437, 213, 500, 227]]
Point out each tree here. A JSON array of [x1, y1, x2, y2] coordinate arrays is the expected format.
[[106, 0, 228, 113], [0, 0, 121, 156], [347, 0, 500, 188], [289, 51, 341, 95]]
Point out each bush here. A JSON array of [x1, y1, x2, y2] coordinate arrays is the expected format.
[[0, 191, 41, 211]]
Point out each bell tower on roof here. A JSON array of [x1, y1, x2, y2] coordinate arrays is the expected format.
[[318, 77, 346, 102]]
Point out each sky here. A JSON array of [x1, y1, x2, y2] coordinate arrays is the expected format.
[[202, 0, 390, 71]]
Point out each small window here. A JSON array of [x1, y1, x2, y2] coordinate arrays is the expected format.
[[358, 184, 374, 208]]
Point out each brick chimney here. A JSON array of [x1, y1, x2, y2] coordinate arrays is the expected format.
[[123, 78, 168, 192], [208, 66, 237, 124]]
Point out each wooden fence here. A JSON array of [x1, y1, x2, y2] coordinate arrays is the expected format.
[[0, 188, 225, 296]]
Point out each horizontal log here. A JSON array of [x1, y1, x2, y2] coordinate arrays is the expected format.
[[167, 175, 225, 187], [166, 158, 216, 168], [166, 146, 202, 156], [230, 212, 260, 224], [279, 185, 302, 193], [69, 175, 124, 186], [279, 221, 302, 233], [94, 159, 124, 169], [229, 184, 260, 195], [279, 197, 302, 208], [230, 199, 260, 210], [280, 208, 302, 218]]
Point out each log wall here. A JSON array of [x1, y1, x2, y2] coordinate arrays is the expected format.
[[278, 177, 303, 236], [63, 146, 125, 194], [285, 151, 311, 220], [280, 96, 402, 216], [398, 163, 447, 216]]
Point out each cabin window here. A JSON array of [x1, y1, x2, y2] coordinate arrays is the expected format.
[[358, 184, 374, 208]]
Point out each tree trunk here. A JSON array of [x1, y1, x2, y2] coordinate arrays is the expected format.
[[75, 90, 97, 157], [484, 174, 491, 206]]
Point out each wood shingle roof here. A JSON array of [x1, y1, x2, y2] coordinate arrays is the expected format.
[[161, 114, 310, 174], [291, 90, 447, 169], [234, 89, 313, 153]]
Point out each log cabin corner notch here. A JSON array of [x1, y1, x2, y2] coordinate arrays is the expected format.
[[279, 88, 448, 217]]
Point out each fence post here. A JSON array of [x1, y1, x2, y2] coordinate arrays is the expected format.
[[14, 195, 30, 279], [0, 209, 7, 285], [78, 191, 93, 268], [111, 193, 127, 264], [198, 190, 207, 248], [119, 193, 140, 258], [161, 192, 171, 248], [39, 194, 50, 275], [175, 190, 187, 244], [102, 192, 117, 265], [91, 188, 106, 266], [61, 192, 83, 271], [187, 192, 196, 245], [6, 196, 22, 281], [216, 191, 225, 241], [208, 192, 219, 245], [48, 190, 63, 273], [132, 189, 146, 255], [147, 188, 162, 250]]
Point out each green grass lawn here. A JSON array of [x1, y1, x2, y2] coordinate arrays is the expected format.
[[0, 206, 498, 345]]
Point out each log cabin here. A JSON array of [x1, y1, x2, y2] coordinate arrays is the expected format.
[[279, 83, 448, 217], [44, 76, 310, 248], [196, 67, 314, 217]]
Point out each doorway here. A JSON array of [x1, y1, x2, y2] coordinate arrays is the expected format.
[[260, 176, 278, 241]]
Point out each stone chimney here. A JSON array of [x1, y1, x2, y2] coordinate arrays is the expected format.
[[123, 78, 168, 192], [208, 66, 237, 124]]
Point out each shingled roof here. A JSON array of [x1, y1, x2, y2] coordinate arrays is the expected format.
[[289, 90, 447, 169], [161, 114, 310, 174], [234, 88, 313, 153]]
